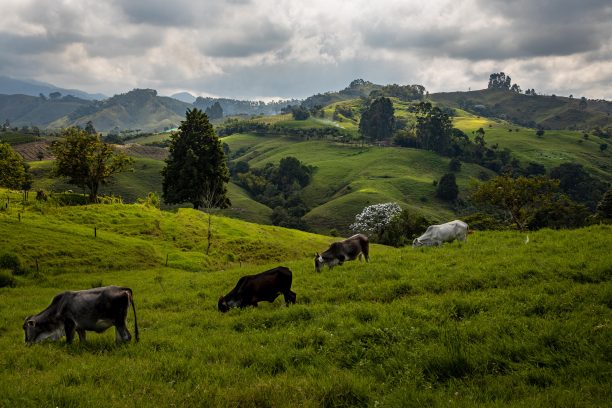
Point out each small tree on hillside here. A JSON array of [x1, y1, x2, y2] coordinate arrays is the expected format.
[[415, 102, 453, 155], [359, 97, 395, 143], [0, 143, 27, 190], [596, 190, 612, 219], [471, 175, 559, 230], [51, 128, 134, 202], [436, 173, 459, 201]]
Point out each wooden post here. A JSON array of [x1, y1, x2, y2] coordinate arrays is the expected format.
[[165, 254, 168, 266], [18, 212, 21, 222], [94, 227, 97, 237], [35, 258, 39, 272]]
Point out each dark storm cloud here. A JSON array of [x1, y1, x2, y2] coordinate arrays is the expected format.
[[199, 22, 291, 58], [364, 0, 611, 61], [0, 32, 82, 55]]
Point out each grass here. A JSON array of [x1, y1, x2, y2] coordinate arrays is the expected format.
[[452, 113, 611, 180], [0, 193, 610, 407]]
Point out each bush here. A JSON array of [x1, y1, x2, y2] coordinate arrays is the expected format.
[[377, 210, 431, 246], [449, 158, 462, 172], [436, 173, 459, 201], [462, 212, 507, 230], [0, 252, 23, 274], [0, 271, 16, 288]]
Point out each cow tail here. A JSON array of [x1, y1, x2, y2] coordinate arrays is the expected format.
[[127, 289, 139, 342]]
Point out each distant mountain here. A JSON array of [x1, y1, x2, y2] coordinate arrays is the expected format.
[[193, 97, 298, 116], [0, 94, 92, 127], [49, 88, 192, 132], [170, 92, 197, 104], [430, 89, 612, 130], [0, 76, 106, 101]]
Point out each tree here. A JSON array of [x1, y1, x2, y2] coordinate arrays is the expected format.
[[84, 121, 96, 135], [550, 163, 607, 210], [487, 72, 512, 90], [578, 97, 588, 110], [0, 143, 27, 189], [162, 108, 230, 210], [596, 190, 612, 219], [51, 127, 134, 202], [471, 175, 559, 230], [415, 102, 453, 154], [449, 158, 462, 172], [291, 106, 310, 120], [510, 83, 522, 93], [359, 97, 395, 143], [536, 129, 545, 137], [162, 109, 231, 254], [205, 102, 223, 120], [436, 173, 459, 201], [600, 143, 608, 153], [350, 202, 402, 239]]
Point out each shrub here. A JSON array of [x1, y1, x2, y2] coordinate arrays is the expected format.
[[350, 202, 402, 238], [0, 253, 23, 274], [377, 210, 431, 246], [0, 271, 16, 288], [436, 173, 459, 201]]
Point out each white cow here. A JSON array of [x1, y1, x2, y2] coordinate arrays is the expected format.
[[412, 220, 469, 247]]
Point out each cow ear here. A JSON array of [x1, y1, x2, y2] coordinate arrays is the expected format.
[[315, 252, 319, 257]]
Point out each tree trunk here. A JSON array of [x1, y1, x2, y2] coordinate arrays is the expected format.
[[206, 212, 212, 255]]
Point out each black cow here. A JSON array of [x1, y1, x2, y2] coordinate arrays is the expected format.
[[218, 266, 296, 312], [315, 234, 369, 272], [23, 286, 139, 345]]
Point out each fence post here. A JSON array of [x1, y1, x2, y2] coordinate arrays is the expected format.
[[94, 227, 97, 237]]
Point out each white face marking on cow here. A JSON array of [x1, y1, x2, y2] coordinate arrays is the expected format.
[[317, 255, 324, 263], [32, 326, 65, 344]]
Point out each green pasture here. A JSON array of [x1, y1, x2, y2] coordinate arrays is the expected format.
[[0, 195, 610, 407], [453, 113, 611, 180], [222, 134, 492, 233]]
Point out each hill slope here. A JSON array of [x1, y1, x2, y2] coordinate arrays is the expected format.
[[431, 89, 611, 130]]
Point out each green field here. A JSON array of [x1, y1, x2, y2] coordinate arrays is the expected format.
[[0, 192, 611, 407]]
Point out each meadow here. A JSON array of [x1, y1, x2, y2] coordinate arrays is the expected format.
[[0, 192, 611, 407]]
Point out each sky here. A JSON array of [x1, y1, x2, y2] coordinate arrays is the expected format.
[[1, 0, 611, 100]]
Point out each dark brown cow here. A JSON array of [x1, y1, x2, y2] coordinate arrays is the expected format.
[[23, 286, 139, 345], [218, 266, 296, 312], [315, 234, 369, 272]]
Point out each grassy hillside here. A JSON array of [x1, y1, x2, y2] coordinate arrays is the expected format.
[[222, 134, 493, 233], [431, 89, 611, 130], [0, 195, 610, 407], [452, 111, 611, 181], [0, 94, 92, 127]]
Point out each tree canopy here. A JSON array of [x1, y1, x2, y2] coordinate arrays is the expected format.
[[51, 128, 133, 202], [487, 72, 512, 90], [414, 102, 453, 155], [0, 143, 27, 190], [162, 108, 230, 210], [205, 102, 223, 120], [359, 97, 395, 142]]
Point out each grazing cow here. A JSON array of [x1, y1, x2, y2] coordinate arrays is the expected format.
[[218, 266, 296, 313], [315, 234, 369, 272], [23, 286, 139, 345], [412, 220, 469, 247]]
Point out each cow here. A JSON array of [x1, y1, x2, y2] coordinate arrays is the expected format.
[[23, 286, 139, 345], [412, 220, 469, 247], [218, 266, 296, 313], [315, 234, 369, 272]]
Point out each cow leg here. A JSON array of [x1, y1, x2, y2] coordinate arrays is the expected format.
[[284, 290, 297, 305], [64, 319, 76, 344], [115, 323, 132, 343], [358, 253, 362, 262], [77, 329, 87, 343]]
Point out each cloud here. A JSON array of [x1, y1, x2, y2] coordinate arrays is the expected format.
[[0, 0, 610, 99]]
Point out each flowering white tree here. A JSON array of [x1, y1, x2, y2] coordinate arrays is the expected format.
[[349, 202, 402, 237]]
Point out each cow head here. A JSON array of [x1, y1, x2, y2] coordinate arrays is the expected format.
[[23, 316, 63, 345], [218, 296, 230, 313], [412, 238, 423, 248], [314, 253, 325, 273]]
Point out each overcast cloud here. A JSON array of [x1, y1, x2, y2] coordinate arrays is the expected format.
[[0, 0, 610, 100]]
